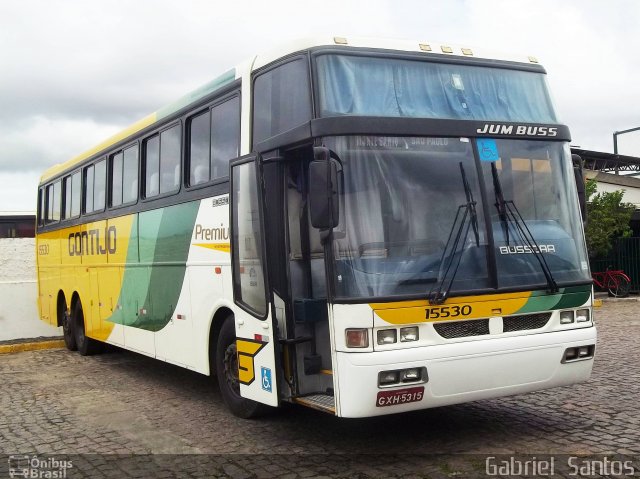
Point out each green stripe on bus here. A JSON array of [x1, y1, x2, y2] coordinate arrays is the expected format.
[[142, 201, 200, 331], [553, 285, 592, 310], [107, 214, 147, 329], [156, 69, 236, 121], [515, 284, 591, 314], [107, 201, 200, 332]]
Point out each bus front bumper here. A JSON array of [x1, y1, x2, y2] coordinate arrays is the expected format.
[[334, 326, 596, 418]]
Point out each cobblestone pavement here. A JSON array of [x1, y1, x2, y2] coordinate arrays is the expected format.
[[0, 301, 639, 478]]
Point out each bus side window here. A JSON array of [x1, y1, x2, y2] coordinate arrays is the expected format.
[[110, 146, 138, 208], [111, 151, 124, 207], [37, 188, 44, 226], [144, 125, 181, 197], [84, 160, 107, 214], [160, 124, 181, 194], [84, 164, 94, 213], [71, 171, 81, 217], [94, 159, 106, 212], [45, 184, 54, 223], [188, 95, 240, 187], [252, 58, 311, 145], [211, 96, 239, 180], [122, 144, 138, 204], [63, 175, 72, 219], [144, 135, 160, 198], [188, 111, 210, 186], [45, 181, 61, 223], [54, 181, 61, 222]]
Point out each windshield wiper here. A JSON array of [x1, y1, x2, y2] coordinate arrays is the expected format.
[[460, 162, 480, 247], [428, 163, 478, 305], [490, 163, 559, 293], [491, 162, 510, 245]]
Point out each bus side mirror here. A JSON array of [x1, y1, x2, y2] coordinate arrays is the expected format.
[[309, 147, 339, 230], [572, 154, 587, 223]]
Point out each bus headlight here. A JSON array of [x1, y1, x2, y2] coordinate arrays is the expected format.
[[378, 367, 428, 387], [401, 368, 422, 382], [562, 344, 595, 362], [379, 370, 399, 385], [346, 329, 369, 348], [377, 329, 397, 345], [576, 309, 590, 322], [560, 310, 574, 324], [400, 326, 419, 342]]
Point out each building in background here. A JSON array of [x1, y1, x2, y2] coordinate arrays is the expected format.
[[574, 148, 640, 291], [0, 212, 36, 238], [574, 148, 640, 234]]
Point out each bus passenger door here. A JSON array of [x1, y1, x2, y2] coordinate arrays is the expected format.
[[230, 155, 279, 407]]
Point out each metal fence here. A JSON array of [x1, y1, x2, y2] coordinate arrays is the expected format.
[[590, 237, 640, 292]]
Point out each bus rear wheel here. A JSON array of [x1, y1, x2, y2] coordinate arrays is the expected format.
[[73, 300, 102, 356], [215, 317, 269, 419], [59, 295, 77, 351], [62, 308, 77, 351]]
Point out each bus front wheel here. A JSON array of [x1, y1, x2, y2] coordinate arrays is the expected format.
[[73, 300, 102, 356], [215, 317, 269, 419]]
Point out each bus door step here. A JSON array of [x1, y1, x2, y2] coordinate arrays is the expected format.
[[294, 393, 335, 414]]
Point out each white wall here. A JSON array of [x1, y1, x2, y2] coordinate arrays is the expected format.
[[594, 181, 640, 207], [585, 170, 640, 208], [0, 238, 62, 341]]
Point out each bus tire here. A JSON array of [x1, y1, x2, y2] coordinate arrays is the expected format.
[[215, 317, 269, 419], [62, 308, 77, 351], [73, 300, 102, 356]]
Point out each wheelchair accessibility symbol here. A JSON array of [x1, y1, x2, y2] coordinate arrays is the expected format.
[[477, 138, 499, 162], [261, 367, 272, 393]]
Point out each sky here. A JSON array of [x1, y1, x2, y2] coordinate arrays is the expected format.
[[1, 0, 640, 211]]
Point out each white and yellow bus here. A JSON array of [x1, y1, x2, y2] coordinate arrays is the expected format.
[[36, 37, 596, 418]]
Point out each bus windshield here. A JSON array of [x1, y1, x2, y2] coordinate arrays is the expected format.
[[316, 54, 557, 123], [324, 136, 590, 300]]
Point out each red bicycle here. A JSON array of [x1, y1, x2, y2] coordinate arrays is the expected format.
[[592, 268, 631, 298]]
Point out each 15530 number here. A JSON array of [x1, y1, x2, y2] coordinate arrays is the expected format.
[[425, 304, 472, 320]]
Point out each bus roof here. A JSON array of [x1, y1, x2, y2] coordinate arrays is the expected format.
[[39, 36, 541, 184], [0, 211, 36, 217], [39, 68, 237, 184]]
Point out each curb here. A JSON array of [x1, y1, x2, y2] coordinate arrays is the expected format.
[[595, 296, 640, 303], [0, 338, 65, 355]]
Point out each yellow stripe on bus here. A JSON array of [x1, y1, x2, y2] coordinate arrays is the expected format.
[[370, 291, 532, 324], [40, 113, 157, 182], [36, 214, 136, 342], [193, 242, 231, 253]]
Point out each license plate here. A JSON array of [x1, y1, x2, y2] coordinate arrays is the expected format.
[[376, 386, 424, 407]]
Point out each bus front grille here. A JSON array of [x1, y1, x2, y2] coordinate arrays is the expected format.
[[502, 312, 552, 332], [433, 319, 490, 339], [433, 312, 552, 339]]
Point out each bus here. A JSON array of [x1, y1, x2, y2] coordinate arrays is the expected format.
[[36, 37, 596, 418]]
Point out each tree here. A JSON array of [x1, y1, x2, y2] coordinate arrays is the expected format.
[[584, 179, 634, 258]]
